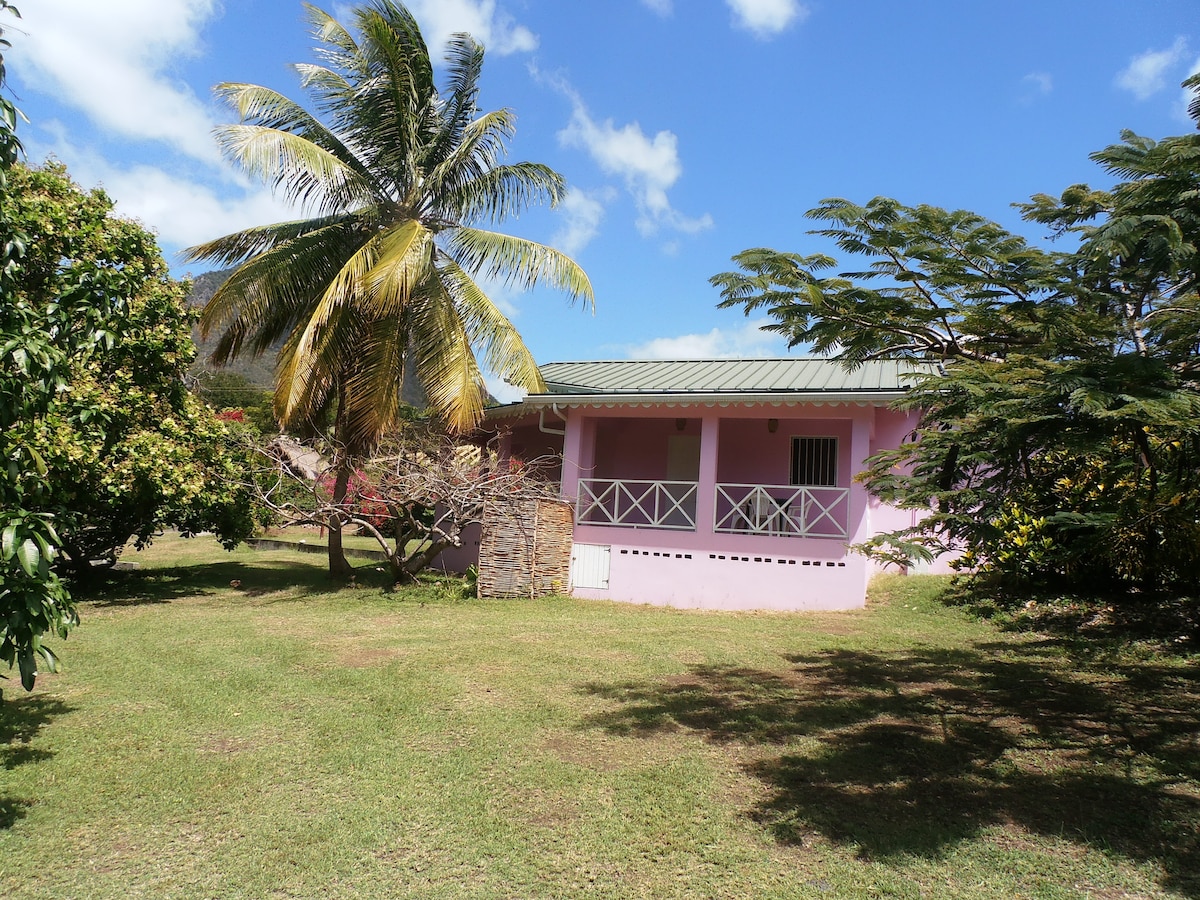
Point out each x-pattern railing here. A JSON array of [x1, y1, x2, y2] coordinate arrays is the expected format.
[[577, 479, 698, 530], [714, 483, 849, 538]]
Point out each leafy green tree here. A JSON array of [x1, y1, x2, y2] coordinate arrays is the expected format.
[[5, 162, 257, 574], [712, 94, 1200, 598], [0, 1, 77, 694], [185, 0, 592, 575]]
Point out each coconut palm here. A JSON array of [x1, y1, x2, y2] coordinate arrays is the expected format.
[[185, 0, 592, 573]]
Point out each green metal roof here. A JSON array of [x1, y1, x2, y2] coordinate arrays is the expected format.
[[538, 358, 936, 394]]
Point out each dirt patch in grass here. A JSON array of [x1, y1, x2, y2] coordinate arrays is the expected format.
[[336, 647, 405, 668], [505, 787, 583, 830], [540, 729, 714, 774], [542, 732, 635, 772], [197, 736, 258, 755]]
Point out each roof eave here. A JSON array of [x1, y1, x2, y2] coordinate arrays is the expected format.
[[484, 389, 910, 420]]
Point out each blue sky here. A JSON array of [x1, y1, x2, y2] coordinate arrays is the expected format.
[[8, 0, 1200, 399]]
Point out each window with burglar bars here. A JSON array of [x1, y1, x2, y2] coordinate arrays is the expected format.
[[791, 436, 838, 487]]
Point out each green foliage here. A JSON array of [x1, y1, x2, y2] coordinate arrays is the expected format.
[[713, 86, 1200, 599], [193, 370, 279, 434], [3, 162, 257, 573], [0, 156, 257, 692], [0, 2, 77, 695]]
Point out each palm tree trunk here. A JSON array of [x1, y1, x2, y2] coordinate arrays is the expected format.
[[327, 454, 353, 577], [323, 380, 356, 578]]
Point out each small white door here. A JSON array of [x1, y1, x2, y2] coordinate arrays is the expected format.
[[571, 543, 611, 590]]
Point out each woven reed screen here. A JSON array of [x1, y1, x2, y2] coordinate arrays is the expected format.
[[477, 498, 574, 598]]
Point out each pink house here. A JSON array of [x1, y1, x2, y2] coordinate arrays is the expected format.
[[476, 358, 937, 612]]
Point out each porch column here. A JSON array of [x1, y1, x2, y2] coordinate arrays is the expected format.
[[847, 410, 874, 544], [695, 411, 719, 535], [560, 411, 594, 506]]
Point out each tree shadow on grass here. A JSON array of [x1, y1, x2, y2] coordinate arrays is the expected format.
[[943, 580, 1200, 656], [0, 694, 74, 829], [579, 644, 1200, 896], [73, 556, 389, 608]]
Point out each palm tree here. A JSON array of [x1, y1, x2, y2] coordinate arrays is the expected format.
[[185, 1, 593, 574]]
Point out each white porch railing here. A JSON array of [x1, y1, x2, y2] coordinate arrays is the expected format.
[[714, 483, 850, 538], [576, 478, 697, 530]]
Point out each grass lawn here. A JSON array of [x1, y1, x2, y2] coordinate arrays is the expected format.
[[2, 535, 1198, 899]]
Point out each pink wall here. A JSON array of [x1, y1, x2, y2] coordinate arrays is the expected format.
[[504, 421, 566, 481], [560, 402, 880, 609], [486, 401, 945, 610], [570, 537, 871, 612], [432, 522, 481, 575], [716, 417, 853, 485], [592, 417, 700, 480]]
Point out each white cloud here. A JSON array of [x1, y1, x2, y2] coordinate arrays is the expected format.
[[725, 0, 808, 38], [640, 0, 674, 15], [1022, 72, 1053, 95], [626, 319, 787, 359], [10, 0, 537, 174], [484, 374, 527, 405], [555, 83, 712, 239], [405, 0, 537, 56], [11, 0, 539, 268], [101, 167, 298, 253], [552, 187, 614, 256], [12, 0, 224, 165], [1116, 38, 1188, 100], [24, 123, 298, 263]]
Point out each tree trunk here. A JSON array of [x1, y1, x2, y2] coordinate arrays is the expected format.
[[327, 454, 353, 577]]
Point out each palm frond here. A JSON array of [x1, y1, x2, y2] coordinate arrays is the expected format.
[[438, 256, 546, 394], [442, 160, 565, 225], [277, 234, 384, 421], [272, 324, 342, 432], [273, 299, 368, 437], [346, 1, 437, 194], [443, 226, 594, 308], [182, 213, 349, 268], [302, 3, 365, 76], [363, 218, 435, 317], [198, 219, 365, 359], [407, 279, 487, 432], [214, 123, 372, 214], [340, 313, 410, 447], [423, 34, 484, 170], [292, 62, 353, 104], [304, 2, 360, 52]]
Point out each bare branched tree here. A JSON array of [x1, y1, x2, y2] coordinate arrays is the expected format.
[[246, 427, 560, 583]]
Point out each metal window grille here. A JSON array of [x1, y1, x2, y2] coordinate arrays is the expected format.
[[791, 436, 838, 487]]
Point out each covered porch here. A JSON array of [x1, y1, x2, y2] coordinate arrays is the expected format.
[[490, 401, 909, 610], [565, 411, 855, 541]]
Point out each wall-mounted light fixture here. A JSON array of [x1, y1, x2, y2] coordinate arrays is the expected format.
[[767, 418, 779, 433]]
